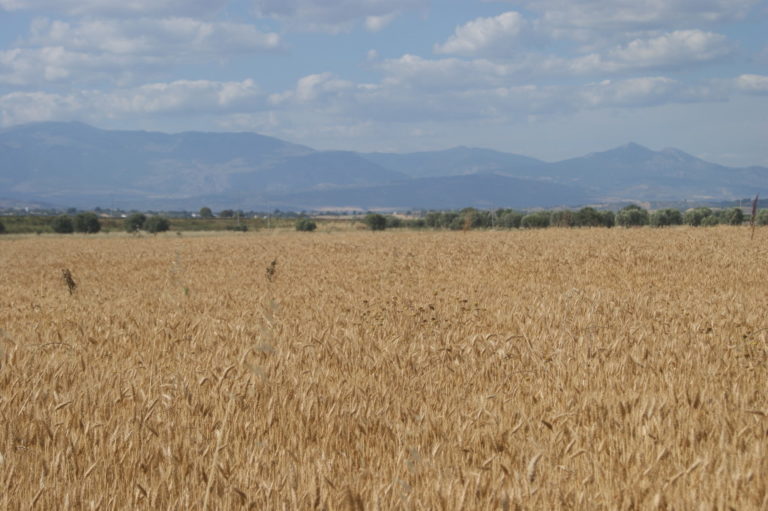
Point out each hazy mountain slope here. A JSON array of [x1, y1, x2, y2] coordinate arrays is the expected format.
[[230, 151, 407, 194], [361, 146, 544, 178], [545, 143, 768, 200], [2, 123, 768, 209], [269, 173, 589, 210]]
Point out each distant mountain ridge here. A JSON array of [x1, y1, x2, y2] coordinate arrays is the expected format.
[[1, 122, 766, 210]]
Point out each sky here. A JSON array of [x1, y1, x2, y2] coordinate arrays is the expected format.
[[0, 0, 766, 166]]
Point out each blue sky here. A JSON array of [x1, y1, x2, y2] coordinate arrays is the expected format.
[[1, 0, 766, 166]]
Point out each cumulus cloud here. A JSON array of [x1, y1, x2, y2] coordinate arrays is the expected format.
[[100, 79, 263, 114], [0, 79, 265, 127], [365, 12, 399, 32], [269, 73, 360, 106], [434, 11, 526, 56], [0, 91, 81, 126], [375, 54, 520, 90], [501, 0, 759, 30], [1, 18, 280, 87], [251, 0, 428, 32], [379, 30, 731, 91], [0, 0, 227, 17], [568, 30, 733, 73], [578, 77, 702, 108], [27, 17, 281, 56], [734, 74, 768, 94], [0, 46, 164, 85]]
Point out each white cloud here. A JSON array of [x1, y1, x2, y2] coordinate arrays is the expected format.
[[1, 18, 280, 87], [99, 79, 263, 114], [0, 0, 227, 17], [261, 64, 730, 130], [734, 74, 768, 94], [502, 0, 759, 30], [0, 79, 265, 127], [577, 76, 727, 108], [251, 0, 428, 32], [269, 73, 359, 105], [568, 30, 733, 73], [0, 46, 164, 85], [376, 54, 516, 89], [0, 91, 81, 126], [365, 12, 399, 32], [27, 17, 281, 56], [434, 11, 526, 56], [379, 29, 732, 91]]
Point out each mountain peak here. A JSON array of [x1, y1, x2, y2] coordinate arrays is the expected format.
[[614, 142, 653, 154], [659, 147, 699, 162]]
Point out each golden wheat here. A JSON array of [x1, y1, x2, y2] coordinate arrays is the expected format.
[[0, 227, 766, 509]]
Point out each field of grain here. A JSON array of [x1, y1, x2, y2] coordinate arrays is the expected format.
[[1, 228, 766, 509]]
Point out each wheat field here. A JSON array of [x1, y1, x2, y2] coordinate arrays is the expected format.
[[1, 228, 766, 509]]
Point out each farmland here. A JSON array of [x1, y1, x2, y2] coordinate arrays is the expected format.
[[1, 228, 766, 509]]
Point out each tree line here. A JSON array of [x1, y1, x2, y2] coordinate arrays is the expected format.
[[351, 205, 764, 231], [1, 204, 763, 235], [48, 212, 171, 234]]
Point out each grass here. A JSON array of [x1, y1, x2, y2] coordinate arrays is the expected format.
[[0, 227, 766, 509]]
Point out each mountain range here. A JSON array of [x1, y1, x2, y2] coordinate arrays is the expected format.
[[1, 122, 766, 211]]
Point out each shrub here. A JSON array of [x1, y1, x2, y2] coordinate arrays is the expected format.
[[74, 212, 101, 233], [616, 205, 649, 227], [364, 213, 387, 231], [701, 215, 720, 227], [124, 213, 147, 232], [650, 208, 683, 227], [51, 215, 74, 233], [0, 220, 5, 234], [756, 209, 768, 225], [144, 215, 170, 234], [295, 218, 317, 232], [226, 224, 248, 232], [521, 211, 551, 229]]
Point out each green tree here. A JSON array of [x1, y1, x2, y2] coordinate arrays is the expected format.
[[144, 216, 170, 234], [756, 209, 768, 226], [199, 207, 214, 219], [683, 207, 713, 226], [550, 210, 575, 227], [498, 210, 523, 229], [385, 215, 403, 228], [424, 212, 442, 228], [616, 205, 649, 227], [722, 207, 745, 225], [295, 218, 317, 232], [364, 213, 387, 231], [0, 220, 5, 234], [701, 215, 720, 227], [650, 208, 683, 227], [51, 215, 74, 233], [74, 212, 101, 233], [600, 210, 616, 228], [124, 213, 147, 232], [219, 209, 235, 218], [575, 207, 603, 227], [521, 211, 551, 229]]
